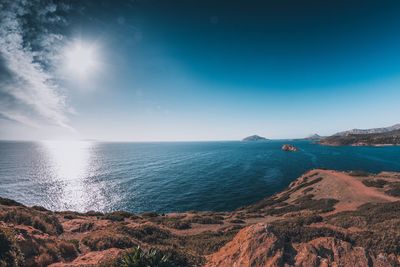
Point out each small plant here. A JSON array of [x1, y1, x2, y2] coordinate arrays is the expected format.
[[119, 246, 174, 267]]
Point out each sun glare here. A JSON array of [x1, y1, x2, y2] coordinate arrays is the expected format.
[[64, 40, 99, 79]]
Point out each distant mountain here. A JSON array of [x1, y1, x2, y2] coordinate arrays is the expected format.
[[304, 134, 322, 140], [333, 124, 400, 136], [242, 135, 268, 141], [320, 128, 400, 146]]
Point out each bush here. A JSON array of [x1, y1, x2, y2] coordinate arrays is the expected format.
[[82, 233, 135, 251], [0, 227, 24, 267], [162, 220, 191, 230], [58, 241, 78, 261], [385, 182, 400, 197], [36, 253, 53, 267], [362, 179, 387, 188], [104, 211, 134, 221], [119, 246, 174, 267]]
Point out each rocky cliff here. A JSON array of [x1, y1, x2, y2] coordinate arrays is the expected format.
[[320, 129, 400, 146]]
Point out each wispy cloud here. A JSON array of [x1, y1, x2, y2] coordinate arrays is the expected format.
[[0, 0, 74, 131]]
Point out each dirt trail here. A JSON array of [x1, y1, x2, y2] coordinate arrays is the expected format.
[[316, 169, 399, 212]]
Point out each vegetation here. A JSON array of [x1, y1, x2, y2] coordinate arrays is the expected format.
[[385, 182, 400, 197], [82, 232, 135, 251], [349, 170, 371, 177], [362, 179, 387, 188], [118, 246, 174, 267], [0, 208, 63, 235], [188, 215, 224, 225], [320, 129, 400, 146], [0, 227, 23, 267], [326, 201, 400, 254]]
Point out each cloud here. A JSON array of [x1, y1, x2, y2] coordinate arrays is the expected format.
[[0, 0, 74, 131]]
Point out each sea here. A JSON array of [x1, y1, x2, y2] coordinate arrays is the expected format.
[[1, 140, 400, 213]]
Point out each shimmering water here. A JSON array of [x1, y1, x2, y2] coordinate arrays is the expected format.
[[1, 140, 400, 213]]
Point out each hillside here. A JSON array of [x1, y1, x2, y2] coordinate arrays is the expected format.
[[1, 170, 400, 266], [319, 129, 400, 146], [333, 124, 400, 136], [242, 135, 268, 141]]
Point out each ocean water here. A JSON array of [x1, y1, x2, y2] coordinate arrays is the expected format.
[[1, 140, 400, 213]]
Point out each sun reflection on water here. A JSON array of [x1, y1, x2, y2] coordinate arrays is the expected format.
[[41, 140, 103, 212]]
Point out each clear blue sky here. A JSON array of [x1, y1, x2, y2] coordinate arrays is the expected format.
[[1, 0, 400, 141]]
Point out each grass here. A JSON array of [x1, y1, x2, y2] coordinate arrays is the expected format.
[[264, 195, 338, 216], [0, 208, 63, 235], [82, 232, 136, 251], [179, 229, 240, 255], [326, 201, 400, 254], [118, 225, 172, 244]]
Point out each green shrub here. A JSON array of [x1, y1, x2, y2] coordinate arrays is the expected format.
[[119, 246, 174, 267]]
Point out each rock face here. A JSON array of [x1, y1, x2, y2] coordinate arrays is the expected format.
[[207, 224, 399, 267], [206, 224, 284, 267], [242, 135, 268, 141], [282, 144, 298, 151]]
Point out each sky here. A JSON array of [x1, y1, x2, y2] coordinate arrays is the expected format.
[[1, 0, 400, 141]]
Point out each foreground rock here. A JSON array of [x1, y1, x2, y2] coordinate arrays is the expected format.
[[207, 223, 399, 267], [1, 169, 400, 266]]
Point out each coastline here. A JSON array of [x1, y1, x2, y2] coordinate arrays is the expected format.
[[2, 169, 400, 266]]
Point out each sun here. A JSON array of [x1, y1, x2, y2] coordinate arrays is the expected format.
[[64, 40, 99, 79]]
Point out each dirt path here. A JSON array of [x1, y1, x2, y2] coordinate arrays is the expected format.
[[316, 170, 399, 213]]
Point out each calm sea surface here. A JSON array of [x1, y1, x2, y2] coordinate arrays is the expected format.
[[1, 140, 400, 213]]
